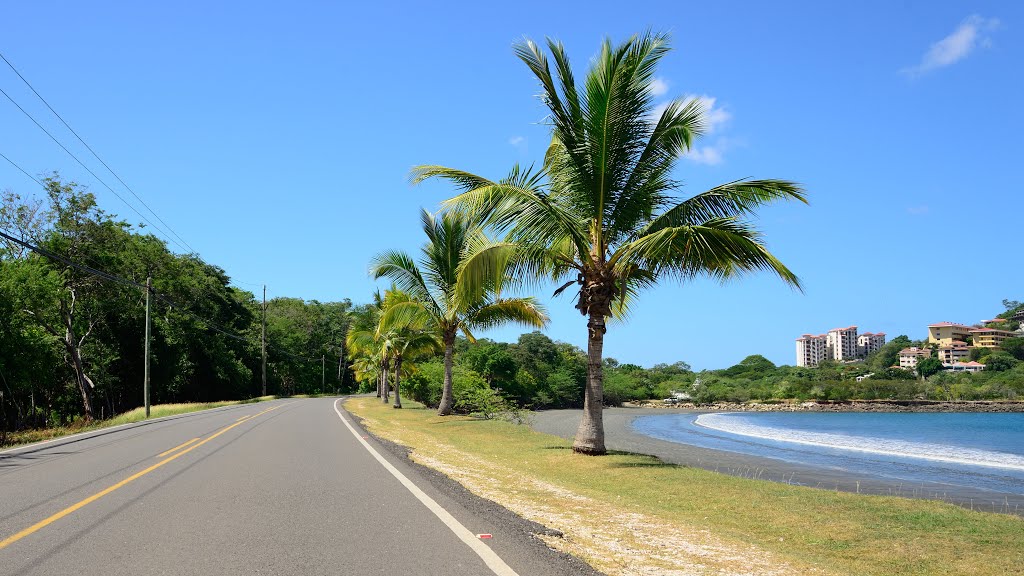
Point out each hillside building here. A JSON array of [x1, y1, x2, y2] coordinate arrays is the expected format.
[[968, 327, 1018, 349], [858, 332, 886, 356], [795, 334, 828, 367], [927, 322, 972, 346], [898, 347, 931, 370], [937, 341, 970, 365], [795, 326, 885, 367]]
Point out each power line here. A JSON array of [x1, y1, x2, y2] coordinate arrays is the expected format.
[[0, 150, 45, 188], [0, 85, 191, 254], [0, 51, 197, 254]]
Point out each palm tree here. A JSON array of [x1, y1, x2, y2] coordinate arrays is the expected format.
[[413, 32, 806, 454], [377, 290, 442, 408], [370, 209, 549, 415]]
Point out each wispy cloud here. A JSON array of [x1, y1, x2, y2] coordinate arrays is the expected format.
[[508, 136, 525, 146], [652, 94, 731, 135], [683, 137, 742, 166], [650, 77, 669, 97], [903, 15, 1000, 76], [907, 205, 930, 215]]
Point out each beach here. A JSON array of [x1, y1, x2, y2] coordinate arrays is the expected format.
[[530, 407, 1024, 514]]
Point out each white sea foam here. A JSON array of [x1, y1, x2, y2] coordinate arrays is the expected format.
[[693, 413, 1024, 472]]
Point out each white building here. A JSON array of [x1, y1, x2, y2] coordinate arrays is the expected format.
[[796, 326, 885, 366], [827, 326, 860, 361], [944, 361, 985, 373], [857, 332, 886, 357], [795, 334, 828, 367], [898, 347, 931, 370]]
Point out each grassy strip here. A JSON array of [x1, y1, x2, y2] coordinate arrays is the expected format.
[[347, 397, 1023, 576], [0, 397, 278, 449]]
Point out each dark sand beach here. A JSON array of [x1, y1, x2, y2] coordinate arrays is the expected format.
[[530, 407, 1024, 514]]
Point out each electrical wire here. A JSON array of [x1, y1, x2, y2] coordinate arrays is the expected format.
[[0, 51, 197, 255], [0, 85, 191, 254]]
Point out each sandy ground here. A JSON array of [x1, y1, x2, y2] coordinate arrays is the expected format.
[[530, 407, 1024, 513]]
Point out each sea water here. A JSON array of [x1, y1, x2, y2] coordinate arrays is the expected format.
[[632, 412, 1024, 496]]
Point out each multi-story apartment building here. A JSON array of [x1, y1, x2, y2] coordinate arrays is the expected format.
[[969, 327, 1018, 349], [827, 326, 860, 361], [898, 347, 931, 370], [795, 326, 885, 367], [937, 341, 970, 364], [858, 332, 886, 356], [927, 322, 972, 346], [795, 334, 828, 367]]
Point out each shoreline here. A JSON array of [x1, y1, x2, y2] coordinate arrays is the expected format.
[[530, 407, 1024, 514], [626, 399, 1024, 413]]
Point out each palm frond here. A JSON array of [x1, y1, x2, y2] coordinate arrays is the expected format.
[[466, 297, 549, 331], [638, 179, 807, 238]]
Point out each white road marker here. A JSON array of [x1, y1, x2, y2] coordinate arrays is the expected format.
[[332, 399, 519, 576]]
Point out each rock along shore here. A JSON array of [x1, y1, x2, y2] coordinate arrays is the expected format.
[[626, 399, 1024, 413]]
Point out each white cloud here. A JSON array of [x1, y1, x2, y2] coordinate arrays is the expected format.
[[650, 77, 669, 97], [903, 15, 1000, 76], [684, 137, 742, 166], [907, 205, 930, 215], [652, 94, 731, 135], [684, 145, 725, 166], [508, 136, 525, 146]]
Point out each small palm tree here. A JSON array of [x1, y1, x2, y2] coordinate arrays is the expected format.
[[376, 289, 442, 408], [414, 32, 805, 453], [370, 209, 549, 415]]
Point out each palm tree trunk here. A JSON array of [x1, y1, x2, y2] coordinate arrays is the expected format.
[[393, 357, 403, 409], [573, 311, 606, 455], [437, 329, 457, 416], [382, 359, 390, 403]]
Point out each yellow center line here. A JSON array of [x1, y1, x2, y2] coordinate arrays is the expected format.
[[0, 402, 290, 550], [157, 437, 200, 458], [235, 415, 252, 422]]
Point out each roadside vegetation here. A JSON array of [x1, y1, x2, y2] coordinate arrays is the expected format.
[[347, 396, 1023, 576]]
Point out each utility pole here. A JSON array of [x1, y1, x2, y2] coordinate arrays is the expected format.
[[144, 276, 151, 418], [321, 355, 325, 394], [261, 285, 267, 396]]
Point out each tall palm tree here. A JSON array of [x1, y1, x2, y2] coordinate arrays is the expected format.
[[413, 32, 806, 454], [370, 209, 549, 415]]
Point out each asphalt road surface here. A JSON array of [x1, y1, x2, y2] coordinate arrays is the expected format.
[[0, 398, 599, 576]]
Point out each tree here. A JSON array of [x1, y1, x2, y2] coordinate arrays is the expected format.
[[1002, 337, 1024, 361], [376, 289, 441, 408], [984, 352, 1018, 372], [414, 33, 804, 453], [370, 209, 548, 415], [916, 356, 943, 379]]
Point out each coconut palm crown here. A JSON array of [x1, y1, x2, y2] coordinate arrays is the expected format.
[[412, 32, 806, 454], [369, 208, 549, 415]]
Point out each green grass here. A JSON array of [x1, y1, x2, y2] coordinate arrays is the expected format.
[[347, 397, 1024, 576], [1, 398, 277, 449]]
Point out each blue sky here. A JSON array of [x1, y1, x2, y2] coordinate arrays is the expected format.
[[2, 1, 1020, 370]]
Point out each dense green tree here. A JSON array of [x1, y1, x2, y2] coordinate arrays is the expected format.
[[984, 352, 1018, 372], [1001, 337, 1024, 361], [916, 356, 943, 378], [415, 33, 804, 454]]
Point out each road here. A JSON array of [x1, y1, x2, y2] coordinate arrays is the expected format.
[[0, 398, 598, 576]]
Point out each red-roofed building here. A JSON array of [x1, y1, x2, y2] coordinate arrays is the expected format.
[[969, 327, 1017, 349], [899, 347, 931, 370], [938, 341, 970, 365], [927, 322, 972, 346], [944, 361, 985, 373], [858, 332, 886, 356], [795, 325, 886, 366]]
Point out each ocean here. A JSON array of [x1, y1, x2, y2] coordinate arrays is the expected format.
[[631, 412, 1024, 497]]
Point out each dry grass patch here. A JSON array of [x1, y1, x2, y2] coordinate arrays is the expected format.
[[347, 397, 1024, 576]]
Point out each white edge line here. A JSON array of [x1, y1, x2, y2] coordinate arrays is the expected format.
[[332, 398, 519, 576], [0, 403, 257, 456]]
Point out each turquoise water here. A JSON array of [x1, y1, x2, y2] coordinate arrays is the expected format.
[[632, 412, 1024, 496]]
